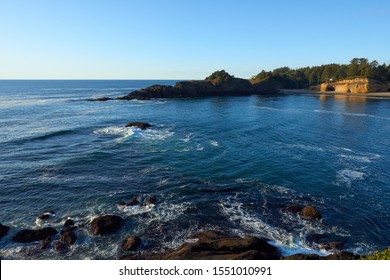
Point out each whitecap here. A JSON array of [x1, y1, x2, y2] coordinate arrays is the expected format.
[[93, 126, 135, 142], [141, 129, 175, 141], [210, 140, 219, 147], [196, 144, 204, 151], [336, 169, 365, 185], [339, 154, 371, 163], [181, 133, 192, 142]]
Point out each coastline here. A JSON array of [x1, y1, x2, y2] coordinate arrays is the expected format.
[[280, 89, 390, 98]]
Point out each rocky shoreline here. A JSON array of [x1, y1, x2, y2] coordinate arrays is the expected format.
[[0, 197, 366, 260]]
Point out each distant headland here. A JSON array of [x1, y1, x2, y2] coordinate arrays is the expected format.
[[92, 58, 390, 101]]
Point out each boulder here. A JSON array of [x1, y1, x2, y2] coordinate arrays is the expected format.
[[60, 231, 77, 245], [54, 240, 69, 253], [122, 236, 141, 251], [0, 223, 10, 239], [12, 227, 58, 243], [37, 210, 55, 221], [91, 215, 124, 235], [143, 196, 157, 206], [285, 204, 303, 213], [125, 122, 151, 130], [64, 218, 75, 228], [300, 205, 322, 220], [38, 236, 52, 250], [126, 196, 140, 206]]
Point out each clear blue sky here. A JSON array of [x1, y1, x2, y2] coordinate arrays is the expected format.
[[1, 0, 389, 79]]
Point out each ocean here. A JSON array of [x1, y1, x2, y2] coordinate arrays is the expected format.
[[0, 80, 389, 259]]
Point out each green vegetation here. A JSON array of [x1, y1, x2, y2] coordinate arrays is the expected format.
[[361, 248, 390, 260], [251, 58, 390, 89], [205, 70, 234, 86]]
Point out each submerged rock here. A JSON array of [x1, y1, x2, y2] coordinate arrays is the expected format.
[[126, 196, 140, 206], [125, 122, 152, 130], [0, 223, 10, 239], [12, 227, 58, 243], [36, 211, 55, 221], [64, 218, 75, 228], [91, 215, 124, 235], [300, 205, 322, 220], [54, 240, 70, 254], [285, 204, 303, 213], [143, 196, 157, 206], [92, 97, 112, 102], [60, 231, 77, 245], [122, 236, 141, 251], [38, 236, 52, 250]]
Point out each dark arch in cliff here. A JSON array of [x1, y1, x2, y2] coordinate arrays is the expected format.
[[325, 85, 335, 91]]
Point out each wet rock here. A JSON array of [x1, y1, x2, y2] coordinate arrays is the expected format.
[[91, 215, 124, 235], [38, 236, 52, 250], [146, 231, 280, 260], [125, 122, 152, 130], [285, 204, 303, 213], [126, 196, 140, 206], [60, 231, 77, 245], [300, 205, 322, 220], [92, 97, 112, 102], [282, 252, 359, 260], [64, 218, 75, 228], [143, 196, 157, 206], [54, 240, 69, 253], [37, 211, 55, 221], [319, 241, 345, 251], [0, 223, 10, 239], [122, 236, 141, 251], [12, 227, 58, 243]]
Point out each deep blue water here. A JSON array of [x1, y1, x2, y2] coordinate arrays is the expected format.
[[0, 80, 389, 259]]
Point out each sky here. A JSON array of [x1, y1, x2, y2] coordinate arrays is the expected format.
[[0, 0, 389, 79]]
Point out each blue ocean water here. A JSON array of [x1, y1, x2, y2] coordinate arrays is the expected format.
[[0, 80, 389, 259]]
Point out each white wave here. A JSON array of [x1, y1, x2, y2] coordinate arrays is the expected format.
[[339, 154, 371, 163], [141, 129, 175, 141], [336, 169, 365, 185], [93, 126, 135, 142], [210, 140, 219, 147], [196, 144, 204, 151], [287, 143, 324, 152], [181, 133, 192, 142], [120, 201, 191, 223]]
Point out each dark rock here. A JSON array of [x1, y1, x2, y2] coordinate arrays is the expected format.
[[285, 204, 303, 213], [60, 226, 77, 235], [282, 252, 359, 260], [319, 241, 345, 251], [91, 215, 124, 235], [118, 201, 126, 207], [54, 241, 69, 253], [300, 205, 322, 220], [126, 196, 140, 206], [145, 231, 280, 260], [125, 122, 151, 130], [38, 236, 52, 250], [64, 218, 75, 228], [37, 211, 55, 220], [143, 196, 157, 206], [12, 227, 58, 243], [117, 71, 279, 101], [60, 231, 77, 245], [0, 223, 10, 239], [92, 97, 112, 102], [122, 236, 141, 251]]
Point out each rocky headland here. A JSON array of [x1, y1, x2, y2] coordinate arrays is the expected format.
[[320, 78, 390, 94], [92, 70, 279, 101]]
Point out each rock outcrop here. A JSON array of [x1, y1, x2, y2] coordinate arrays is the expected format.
[[320, 78, 390, 93], [0, 223, 10, 239], [121, 231, 280, 260], [299, 205, 322, 220], [91, 215, 124, 235], [122, 236, 141, 251], [91, 71, 278, 101], [12, 227, 58, 243], [125, 122, 152, 130]]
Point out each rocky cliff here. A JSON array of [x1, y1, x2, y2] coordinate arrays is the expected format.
[[320, 78, 390, 93]]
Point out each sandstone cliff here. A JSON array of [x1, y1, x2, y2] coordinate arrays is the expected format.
[[321, 78, 390, 94]]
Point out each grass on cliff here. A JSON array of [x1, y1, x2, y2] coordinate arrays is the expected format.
[[361, 248, 390, 260]]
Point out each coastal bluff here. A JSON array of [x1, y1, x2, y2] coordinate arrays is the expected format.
[[320, 78, 390, 94], [93, 70, 278, 101]]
